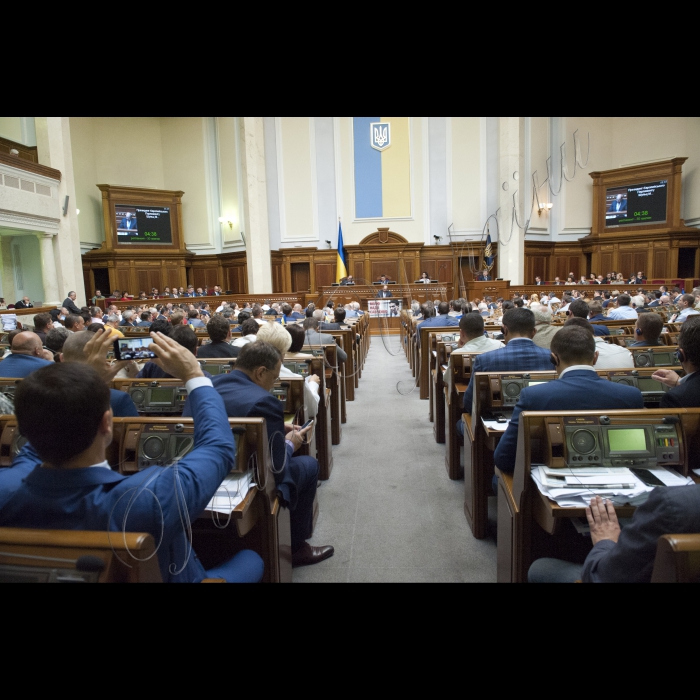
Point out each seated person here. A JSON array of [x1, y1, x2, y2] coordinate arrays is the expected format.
[[136, 311, 153, 328], [462, 308, 552, 417], [565, 317, 634, 369], [584, 300, 610, 336], [257, 322, 320, 419], [629, 313, 664, 347], [32, 312, 52, 345], [197, 315, 237, 359], [45, 327, 70, 357], [60, 330, 139, 417], [320, 307, 347, 331], [187, 310, 206, 329], [184, 341, 333, 568], [14, 296, 33, 309], [493, 325, 644, 473], [290, 304, 305, 320], [607, 293, 639, 321], [301, 317, 347, 363], [418, 272, 431, 284], [0, 332, 54, 377], [416, 302, 459, 343], [672, 294, 700, 323], [376, 285, 393, 298], [231, 318, 260, 357], [531, 308, 558, 350], [529, 489, 700, 583], [0, 332, 264, 583], [138, 325, 210, 379], [653, 316, 700, 407]]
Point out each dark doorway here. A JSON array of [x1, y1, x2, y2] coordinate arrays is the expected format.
[[93, 268, 110, 295], [678, 248, 697, 279]]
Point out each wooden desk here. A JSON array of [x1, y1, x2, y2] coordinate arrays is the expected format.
[[497, 408, 700, 583]]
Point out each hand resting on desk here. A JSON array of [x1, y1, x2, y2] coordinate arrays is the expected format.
[[586, 496, 621, 546]]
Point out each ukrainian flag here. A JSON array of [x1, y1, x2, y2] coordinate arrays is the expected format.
[[336, 222, 348, 283], [353, 117, 411, 219]]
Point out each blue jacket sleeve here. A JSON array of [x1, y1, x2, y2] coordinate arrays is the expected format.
[[142, 386, 236, 531], [110, 389, 139, 417], [462, 356, 483, 414], [493, 400, 525, 473]]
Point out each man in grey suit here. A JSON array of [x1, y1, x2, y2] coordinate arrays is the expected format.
[[301, 317, 347, 363]]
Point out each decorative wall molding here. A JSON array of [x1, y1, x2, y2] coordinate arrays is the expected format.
[[559, 227, 591, 236], [0, 209, 60, 232]]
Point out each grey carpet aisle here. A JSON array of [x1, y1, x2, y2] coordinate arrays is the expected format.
[[293, 336, 497, 583]]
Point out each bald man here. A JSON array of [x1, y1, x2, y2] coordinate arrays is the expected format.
[[0, 332, 54, 378]]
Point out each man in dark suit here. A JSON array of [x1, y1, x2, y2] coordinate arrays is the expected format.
[[14, 296, 33, 309], [119, 211, 138, 230], [476, 269, 491, 281], [376, 285, 393, 298], [185, 341, 334, 568], [534, 276, 543, 285], [608, 194, 627, 213], [461, 308, 553, 418], [493, 325, 644, 473], [319, 308, 347, 331], [653, 316, 700, 407], [570, 299, 609, 337], [0, 332, 54, 377], [0, 331, 264, 583], [63, 291, 82, 315]]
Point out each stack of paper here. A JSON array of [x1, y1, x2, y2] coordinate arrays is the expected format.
[[206, 472, 254, 514], [530, 465, 692, 508]]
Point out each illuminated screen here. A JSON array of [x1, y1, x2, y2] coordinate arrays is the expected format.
[[608, 429, 647, 452], [149, 387, 174, 404], [637, 377, 663, 392], [526, 381, 547, 387], [116, 205, 172, 245], [605, 180, 667, 227]]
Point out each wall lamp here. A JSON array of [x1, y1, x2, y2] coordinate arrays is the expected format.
[[537, 203, 553, 217], [218, 217, 234, 229]]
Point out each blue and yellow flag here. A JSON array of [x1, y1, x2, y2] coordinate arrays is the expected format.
[[336, 222, 348, 283]]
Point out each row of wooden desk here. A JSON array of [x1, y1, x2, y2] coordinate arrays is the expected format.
[[401, 310, 700, 582], [0, 313, 372, 582]]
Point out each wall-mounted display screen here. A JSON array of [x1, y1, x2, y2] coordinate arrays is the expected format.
[[605, 180, 668, 228], [116, 205, 173, 245]]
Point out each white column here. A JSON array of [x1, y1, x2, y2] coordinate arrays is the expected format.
[[35, 117, 83, 304], [239, 117, 273, 294], [38, 233, 60, 306], [497, 117, 525, 284]]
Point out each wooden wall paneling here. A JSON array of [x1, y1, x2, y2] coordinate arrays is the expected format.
[[436, 258, 453, 284], [372, 260, 399, 282], [290, 263, 310, 292], [136, 270, 150, 294], [653, 246, 668, 279], [83, 268, 93, 303], [618, 251, 633, 279], [422, 261, 437, 281], [315, 263, 336, 288], [354, 260, 365, 283], [404, 259, 414, 283], [272, 263, 284, 293]]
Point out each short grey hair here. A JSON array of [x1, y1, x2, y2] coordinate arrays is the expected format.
[[532, 308, 553, 325]]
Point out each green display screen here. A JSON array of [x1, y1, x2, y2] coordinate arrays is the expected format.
[[608, 429, 647, 452], [638, 377, 663, 392], [654, 353, 673, 365], [150, 387, 174, 404]]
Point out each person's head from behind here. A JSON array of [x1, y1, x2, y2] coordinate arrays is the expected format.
[[636, 313, 663, 344], [501, 300, 515, 313], [532, 308, 553, 327], [617, 293, 632, 307], [251, 304, 263, 319], [240, 318, 260, 337], [501, 308, 536, 341], [334, 308, 346, 324], [46, 326, 70, 355], [11, 331, 45, 358], [436, 301, 449, 316], [551, 324, 596, 370], [281, 303, 293, 317], [150, 319, 171, 336], [568, 299, 590, 320], [235, 341, 282, 392], [677, 316, 700, 370], [207, 315, 230, 343], [169, 325, 198, 356], [303, 317, 319, 331], [287, 324, 306, 353], [15, 363, 111, 468], [313, 309, 324, 322], [459, 312, 485, 344], [257, 321, 292, 356], [64, 314, 85, 332]]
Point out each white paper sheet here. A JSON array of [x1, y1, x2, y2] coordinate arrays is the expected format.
[[206, 472, 254, 514], [482, 419, 510, 432]]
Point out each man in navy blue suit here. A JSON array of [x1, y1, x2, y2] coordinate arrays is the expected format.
[[461, 308, 552, 418], [0, 332, 54, 377], [185, 341, 334, 568], [493, 325, 644, 473], [0, 330, 264, 583], [653, 315, 700, 408], [119, 211, 138, 230]]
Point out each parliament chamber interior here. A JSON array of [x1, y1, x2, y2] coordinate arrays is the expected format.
[[1, 116, 700, 583]]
